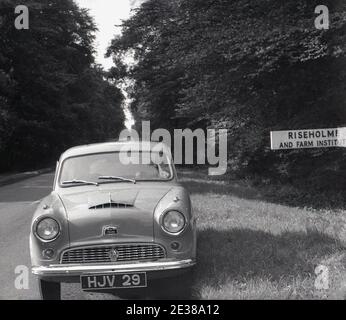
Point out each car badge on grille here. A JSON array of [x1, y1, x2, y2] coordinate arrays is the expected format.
[[103, 225, 118, 236], [108, 248, 119, 262]]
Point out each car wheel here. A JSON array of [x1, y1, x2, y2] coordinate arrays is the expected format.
[[38, 279, 61, 300]]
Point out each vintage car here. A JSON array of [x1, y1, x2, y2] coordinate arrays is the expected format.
[[30, 141, 196, 300]]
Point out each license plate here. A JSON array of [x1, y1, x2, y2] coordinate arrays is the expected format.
[[81, 272, 147, 290]]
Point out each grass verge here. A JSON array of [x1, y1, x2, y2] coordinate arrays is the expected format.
[[178, 169, 346, 299]]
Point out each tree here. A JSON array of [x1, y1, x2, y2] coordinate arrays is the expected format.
[[108, 0, 346, 189], [0, 0, 125, 171]]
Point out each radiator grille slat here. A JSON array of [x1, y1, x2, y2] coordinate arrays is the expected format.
[[61, 244, 166, 264]]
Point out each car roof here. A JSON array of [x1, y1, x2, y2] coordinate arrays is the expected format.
[[59, 140, 172, 161]]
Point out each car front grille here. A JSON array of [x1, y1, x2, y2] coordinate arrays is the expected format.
[[61, 244, 166, 264]]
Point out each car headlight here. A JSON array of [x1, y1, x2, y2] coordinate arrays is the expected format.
[[35, 218, 60, 241], [162, 211, 186, 234]]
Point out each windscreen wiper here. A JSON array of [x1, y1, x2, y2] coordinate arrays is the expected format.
[[98, 176, 136, 184], [61, 179, 99, 186]]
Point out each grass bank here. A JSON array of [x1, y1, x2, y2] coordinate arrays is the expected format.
[[178, 169, 346, 299]]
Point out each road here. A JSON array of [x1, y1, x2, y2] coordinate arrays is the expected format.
[[0, 173, 116, 300]]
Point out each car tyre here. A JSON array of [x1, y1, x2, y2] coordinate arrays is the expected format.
[[38, 279, 61, 300]]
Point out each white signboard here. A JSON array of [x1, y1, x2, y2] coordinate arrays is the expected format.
[[270, 127, 346, 150]]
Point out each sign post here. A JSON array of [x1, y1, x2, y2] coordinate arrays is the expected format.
[[270, 127, 346, 150]]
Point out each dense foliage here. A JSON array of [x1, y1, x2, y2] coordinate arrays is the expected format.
[[0, 0, 125, 171], [107, 0, 346, 190]]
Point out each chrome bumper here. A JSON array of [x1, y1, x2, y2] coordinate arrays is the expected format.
[[32, 259, 195, 277]]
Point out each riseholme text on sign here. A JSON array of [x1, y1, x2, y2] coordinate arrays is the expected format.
[[270, 128, 346, 150]]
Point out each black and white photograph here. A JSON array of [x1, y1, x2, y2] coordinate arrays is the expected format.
[[0, 0, 346, 305]]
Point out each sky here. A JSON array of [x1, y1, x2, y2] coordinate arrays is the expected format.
[[75, 0, 136, 69], [75, 0, 141, 128]]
